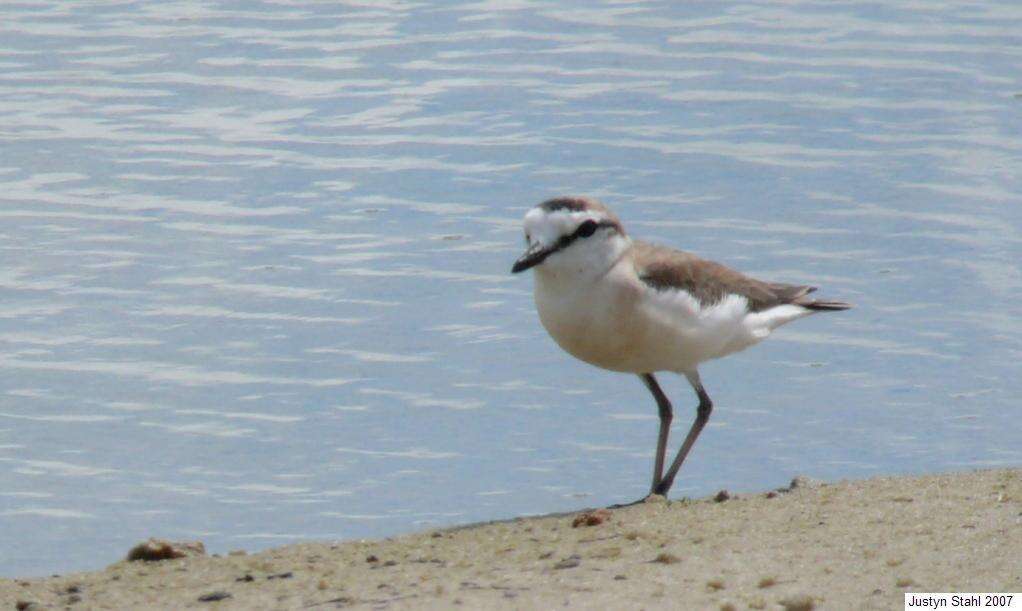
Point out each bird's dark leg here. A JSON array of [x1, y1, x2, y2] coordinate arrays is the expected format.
[[640, 373, 673, 494], [653, 370, 712, 497]]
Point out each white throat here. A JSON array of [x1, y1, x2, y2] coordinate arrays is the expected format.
[[536, 232, 632, 284]]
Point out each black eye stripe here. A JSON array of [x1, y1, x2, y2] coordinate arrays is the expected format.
[[546, 219, 616, 255], [576, 219, 598, 237], [575, 219, 613, 238]]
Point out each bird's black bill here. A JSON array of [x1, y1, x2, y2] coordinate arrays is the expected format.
[[511, 244, 554, 273]]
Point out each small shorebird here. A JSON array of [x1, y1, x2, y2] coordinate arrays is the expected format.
[[511, 196, 850, 498]]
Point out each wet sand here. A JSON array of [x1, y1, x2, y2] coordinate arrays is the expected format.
[[3, 468, 1019, 610]]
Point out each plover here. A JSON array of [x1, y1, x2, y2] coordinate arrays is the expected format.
[[511, 196, 850, 498]]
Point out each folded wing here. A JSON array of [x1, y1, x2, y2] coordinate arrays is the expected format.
[[633, 241, 850, 313]]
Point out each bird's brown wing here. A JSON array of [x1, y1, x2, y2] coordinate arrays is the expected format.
[[632, 241, 817, 313]]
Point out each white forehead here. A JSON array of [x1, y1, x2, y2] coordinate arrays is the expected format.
[[523, 207, 604, 245]]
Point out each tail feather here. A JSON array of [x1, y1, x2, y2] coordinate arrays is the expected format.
[[772, 284, 851, 312], [799, 299, 852, 312]]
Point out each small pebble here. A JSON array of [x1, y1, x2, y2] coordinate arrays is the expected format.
[[197, 591, 232, 603], [553, 555, 581, 570], [126, 538, 206, 562], [572, 509, 611, 527], [779, 594, 815, 611], [788, 476, 820, 490]]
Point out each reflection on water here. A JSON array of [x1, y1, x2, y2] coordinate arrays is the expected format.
[[2, 1, 1021, 577]]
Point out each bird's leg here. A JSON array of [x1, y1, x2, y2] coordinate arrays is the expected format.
[[652, 370, 713, 497], [640, 373, 673, 495]]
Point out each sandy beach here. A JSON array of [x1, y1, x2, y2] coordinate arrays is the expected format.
[[3, 468, 1019, 610]]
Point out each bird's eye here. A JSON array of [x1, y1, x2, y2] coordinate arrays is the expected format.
[[524, 232, 531, 244], [577, 220, 598, 238]]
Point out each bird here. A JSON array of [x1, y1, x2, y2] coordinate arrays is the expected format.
[[511, 196, 851, 499]]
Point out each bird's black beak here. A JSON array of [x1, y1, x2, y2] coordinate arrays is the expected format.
[[511, 243, 553, 273]]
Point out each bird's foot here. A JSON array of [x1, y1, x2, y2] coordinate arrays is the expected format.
[[606, 499, 641, 509], [607, 493, 667, 509]]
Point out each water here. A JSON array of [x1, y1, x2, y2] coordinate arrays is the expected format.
[[2, 1, 1020, 578]]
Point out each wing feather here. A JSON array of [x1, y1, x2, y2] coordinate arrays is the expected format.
[[633, 241, 817, 313]]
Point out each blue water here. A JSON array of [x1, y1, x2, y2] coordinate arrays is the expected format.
[[2, 1, 1020, 577]]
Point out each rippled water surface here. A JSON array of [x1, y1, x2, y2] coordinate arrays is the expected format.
[[2, 1, 1021, 577]]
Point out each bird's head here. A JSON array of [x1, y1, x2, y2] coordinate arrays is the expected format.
[[511, 196, 629, 276]]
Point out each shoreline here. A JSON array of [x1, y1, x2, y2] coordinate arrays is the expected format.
[[3, 468, 1019, 609]]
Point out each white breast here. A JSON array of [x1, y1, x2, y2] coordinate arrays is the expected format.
[[533, 260, 648, 373]]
